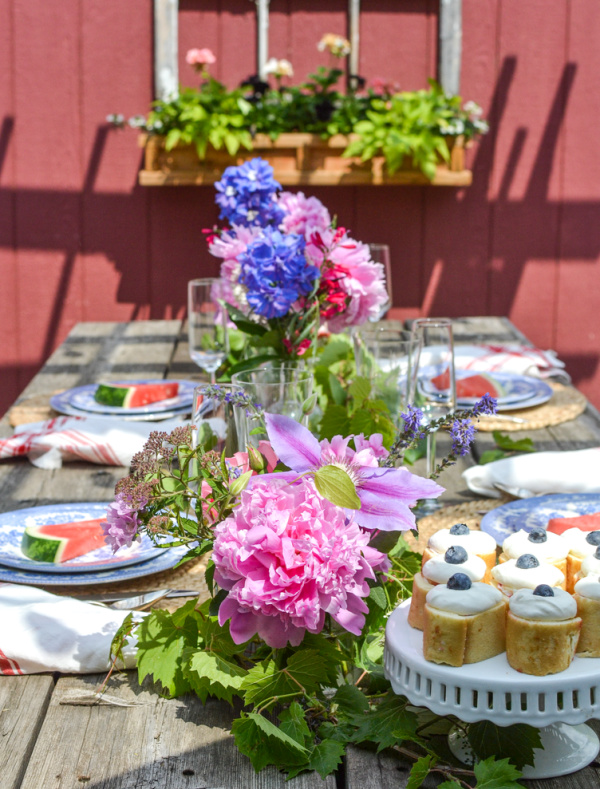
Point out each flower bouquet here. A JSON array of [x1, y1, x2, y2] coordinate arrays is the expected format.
[[206, 157, 388, 365], [103, 390, 540, 787]]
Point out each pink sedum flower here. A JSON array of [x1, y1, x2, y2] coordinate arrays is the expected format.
[[186, 48, 216, 66], [213, 476, 390, 647], [277, 191, 331, 239], [306, 228, 388, 330]]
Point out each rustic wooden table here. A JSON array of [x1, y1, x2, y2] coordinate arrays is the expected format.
[[2, 317, 600, 789]]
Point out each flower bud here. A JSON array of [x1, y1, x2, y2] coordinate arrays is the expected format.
[[247, 443, 266, 472], [302, 393, 318, 415]]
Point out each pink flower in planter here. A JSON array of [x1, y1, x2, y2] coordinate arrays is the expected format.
[[186, 48, 216, 67], [213, 476, 390, 647]]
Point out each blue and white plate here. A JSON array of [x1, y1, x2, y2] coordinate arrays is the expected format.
[[480, 493, 600, 545], [49, 398, 193, 422], [0, 503, 168, 574], [420, 368, 553, 411], [51, 379, 197, 416]]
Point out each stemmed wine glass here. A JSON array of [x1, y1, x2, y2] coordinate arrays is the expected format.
[[408, 318, 456, 510], [368, 244, 393, 321], [188, 278, 229, 384]]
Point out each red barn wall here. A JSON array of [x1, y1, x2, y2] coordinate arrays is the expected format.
[[1, 0, 599, 414]]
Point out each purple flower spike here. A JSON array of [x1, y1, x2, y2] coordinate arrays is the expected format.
[[261, 413, 444, 532]]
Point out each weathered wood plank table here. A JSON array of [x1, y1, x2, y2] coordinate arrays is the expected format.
[[1, 317, 600, 789]]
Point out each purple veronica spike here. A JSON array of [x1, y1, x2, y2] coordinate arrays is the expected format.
[[261, 413, 443, 531]]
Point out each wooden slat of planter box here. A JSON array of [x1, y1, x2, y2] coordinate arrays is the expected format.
[[138, 133, 472, 187]]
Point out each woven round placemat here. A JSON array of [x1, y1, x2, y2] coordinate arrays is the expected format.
[[403, 497, 505, 555], [476, 382, 586, 432], [8, 392, 61, 427], [47, 554, 211, 611]]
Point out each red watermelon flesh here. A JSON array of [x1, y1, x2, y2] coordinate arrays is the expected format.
[[94, 381, 179, 408], [547, 513, 600, 536], [21, 518, 108, 563], [431, 369, 503, 399]]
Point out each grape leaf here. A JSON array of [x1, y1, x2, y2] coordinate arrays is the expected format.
[[334, 684, 370, 715], [319, 403, 350, 441], [479, 449, 507, 465], [136, 605, 201, 696], [278, 702, 311, 747], [437, 782, 463, 789], [308, 739, 345, 778], [407, 754, 436, 789], [473, 756, 524, 788], [350, 692, 421, 751], [467, 721, 541, 770], [232, 712, 309, 772], [241, 649, 322, 706], [183, 648, 246, 704], [348, 376, 372, 405], [298, 633, 344, 683], [492, 431, 536, 453]]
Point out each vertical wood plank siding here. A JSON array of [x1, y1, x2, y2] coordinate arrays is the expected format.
[[1, 0, 599, 415]]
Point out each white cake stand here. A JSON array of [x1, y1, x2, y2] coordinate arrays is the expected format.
[[384, 600, 600, 779]]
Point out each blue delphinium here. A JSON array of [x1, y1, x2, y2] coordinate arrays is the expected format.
[[238, 228, 319, 319], [214, 158, 286, 228]]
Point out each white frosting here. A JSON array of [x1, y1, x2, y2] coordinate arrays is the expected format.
[[423, 553, 486, 584], [426, 582, 503, 615], [502, 529, 568, 562], [428, 528, 496, 556], [562, 528, 600, 559], [491, 558, 564, 595], [580, 554, 600, 577], [509, 587, 577, 620], [575, 576, 600, 600]]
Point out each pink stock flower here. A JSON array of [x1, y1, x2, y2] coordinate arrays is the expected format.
[[261, 413, 444, 532], [103, 491, 146, 552], [306, 228, 388, 330], [277, 191, 331, 239], [213, 476, 390, 647], [186, 48, 216, 67]]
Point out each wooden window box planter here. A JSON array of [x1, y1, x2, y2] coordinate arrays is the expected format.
[[138, 133, 472, 187]]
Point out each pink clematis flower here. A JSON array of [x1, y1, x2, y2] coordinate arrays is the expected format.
[[260, 413, 444, 532]]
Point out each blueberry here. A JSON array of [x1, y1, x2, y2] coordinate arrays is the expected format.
[[586, 531, 600, 546], [528, 528, 547, 544], [447, 573, 472, 590], [595, 546, 600, 560], [515, 554, 540, 569], [449, 523, 470, 536], [533, 584, 555, 597], [445, 545, 468, 564]]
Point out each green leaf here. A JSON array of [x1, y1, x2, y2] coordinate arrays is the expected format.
[[319, 403, 350, 441], [468, 721, 541, 770], [473, 756, 524, 788], [278, 702, 311, 747], [407, 754, 436, 789], [368, 585, 387, 609], [492, 431, 536, 453], [328, 372, 348, 405], [241, 649, 323, 707], [334, 684, 370, 715], [136, 605, 201, 696], [298, 633, 345, 683], [437, 782, 463, 789], [350, 693, 422, 751], [314, 465, 361, 510], [229, 469, 253, 495], [232, 712, 309, 773], [348, 376, 372, 404], [479, 449, 507, 465], [183, 649, 246, 704], [308, 739, 345, 778]]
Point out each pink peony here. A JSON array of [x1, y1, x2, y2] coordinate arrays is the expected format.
[[306, 228, 388, 330], [277, 191, 331, 239], [186, 48, 216, 66], [213, 477, 389, 647]]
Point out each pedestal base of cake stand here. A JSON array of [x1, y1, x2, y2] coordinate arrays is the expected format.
[[385, 600, 600, 779], [447, 721, 599, 779]]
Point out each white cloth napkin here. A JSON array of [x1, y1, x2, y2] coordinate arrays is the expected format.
[[0, 584, 143, 675], [452, 344, 568, 382], [0, 416, 184, 469], [463, 447, 600, 498]]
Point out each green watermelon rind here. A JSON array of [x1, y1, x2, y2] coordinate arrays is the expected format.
[[21, 526, 66, 563], [94, 382, 179, 408], [94, 383, 130, 407]]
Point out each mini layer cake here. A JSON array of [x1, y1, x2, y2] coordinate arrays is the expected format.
[[500, 528, 568, 581], [506, 584, 581, 675], [573, 546, 600, 586], [574, 576, 600, 657], [562, 529, 600, 593], [423, 573, 506, 667], [491, 553, 565, 597], [423, 523, 497, 582], [408, 546, 487, 630]]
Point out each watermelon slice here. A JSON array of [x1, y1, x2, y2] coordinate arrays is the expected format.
[[431, 369, 504, 399], [94, 381, 179, 408], [21, 518, 107, 563], [547, 513, 600, 536]]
